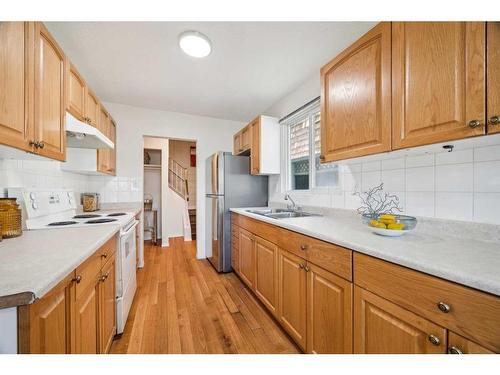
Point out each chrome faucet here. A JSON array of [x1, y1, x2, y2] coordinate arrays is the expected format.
[[284, 193, 300, 211]]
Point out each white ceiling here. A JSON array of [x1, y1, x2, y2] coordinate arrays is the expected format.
[[46, 22, 376, 122]]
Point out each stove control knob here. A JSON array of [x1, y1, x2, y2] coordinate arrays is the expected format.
[[32, 202, 38, 210], [30, 192, 36, 201]]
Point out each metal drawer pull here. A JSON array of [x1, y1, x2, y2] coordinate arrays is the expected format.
[[300, 244, 308, 251], [448, 346, 463, 354], [437, 301, 451, 313], [489, 115, 499, 125], [72, 275, 82, 284], [304, 265, 310, 272], [101, 252, 108, 259], [100, 272, 109, 282], [428, 334, 441, 346], [298, 263, 304, 269], [468, 120, 481, 128]]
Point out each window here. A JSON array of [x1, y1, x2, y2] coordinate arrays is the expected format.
[[282, 99, 339, 191]]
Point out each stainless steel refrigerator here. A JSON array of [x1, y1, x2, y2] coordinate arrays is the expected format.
[[205, 152, 268, 272]]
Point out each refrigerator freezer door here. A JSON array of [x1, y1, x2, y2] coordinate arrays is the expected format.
[[206, 195, 224, 272], [206, 152, 224, 196]]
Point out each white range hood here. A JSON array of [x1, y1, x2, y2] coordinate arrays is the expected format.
[[66, 112, 114, 149]]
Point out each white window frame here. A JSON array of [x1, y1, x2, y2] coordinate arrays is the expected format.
[[280, 99, 340, 193]]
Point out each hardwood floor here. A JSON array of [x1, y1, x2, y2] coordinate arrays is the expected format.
[[110, 237, 300, 354]]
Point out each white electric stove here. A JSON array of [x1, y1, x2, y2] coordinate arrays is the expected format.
[[8, 188, 138, 335]]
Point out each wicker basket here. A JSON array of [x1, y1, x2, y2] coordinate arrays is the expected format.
[[144, 194, 153, 211], [0, 198, 22, 239]]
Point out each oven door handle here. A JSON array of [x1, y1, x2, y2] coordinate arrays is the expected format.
[[120, 219, 139, 237]]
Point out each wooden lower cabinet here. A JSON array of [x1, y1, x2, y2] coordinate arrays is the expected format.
[[238, 228, 256, 288], [354, 286, 447, 354], [18, 237, 118, 354], [278, 249, 307, 350], [18, 274, 74, 354], [307, 263, 352, 354], [74, 281, 99, 354], [448, 332, 494, 354], [99, 256, 117, 354], [254, 236, 279, 316]]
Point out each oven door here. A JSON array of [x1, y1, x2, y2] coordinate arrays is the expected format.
[[116, 219, 139, 297]]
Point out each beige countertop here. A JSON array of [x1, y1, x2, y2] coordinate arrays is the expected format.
[[0, 204, 142, 309], [230, 207, 500, 297]]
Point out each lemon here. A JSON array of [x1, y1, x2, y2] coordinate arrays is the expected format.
[[369, 219, 387, 229], [387, 223, 405, 230], [379, 214, 396, 224]]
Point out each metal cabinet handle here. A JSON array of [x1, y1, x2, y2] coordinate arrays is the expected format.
[[72, 275, 82, 284], [298, 263, 304, 269], [437, 301, 451, 313], [319, 155, 325, 161], [468, 120, 482, 128], [37, 141, 44, 149], [101, 252, 108, 259], [29, 140, 38, 149], [489, 115, 500, 125], [448, 346, 463, 354], [100, 272, 109, 282], [300, 244, 308, 251], [428, 334, 441, 346], [304, 265, 310, 272]]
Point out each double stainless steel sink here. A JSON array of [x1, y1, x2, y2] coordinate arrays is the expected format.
[[246, 208, 321, 219]]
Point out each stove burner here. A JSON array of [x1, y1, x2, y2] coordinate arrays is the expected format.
[[85, 218, 118, 224], [73, 214, 102, 219], [107, 213, 127, 217], [48, 221, 78, 226]]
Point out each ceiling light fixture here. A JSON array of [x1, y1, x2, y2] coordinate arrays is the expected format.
[[179, 31, 212, 58]]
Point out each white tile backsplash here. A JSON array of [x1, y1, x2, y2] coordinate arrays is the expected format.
[[270, 141, 500, 225], [0, 158, 140, 203]]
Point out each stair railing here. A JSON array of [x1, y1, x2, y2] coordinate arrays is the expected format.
[[168, 159, 189, 201]]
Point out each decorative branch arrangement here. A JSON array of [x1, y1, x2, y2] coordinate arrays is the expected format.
[[355, 183, 403, 218]]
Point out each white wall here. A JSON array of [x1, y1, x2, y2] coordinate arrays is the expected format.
[[102, 102, 244, 259]]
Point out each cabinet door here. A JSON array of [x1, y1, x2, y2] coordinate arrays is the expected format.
[[250, 120, 260, 175], [238, 228, 255, 288], [67, 61, 86, 121], [97, 106, 111, 174], [109, 118, 117, 175], [278, 248, 307, 350], [448, 332, 495, 354], [307, 263, 353, 353], [354, 286, 447, 354], [241, 125, 251, 151], [99, 257, 116, 354], [233, 132, 242, 154], [85, 88, 100, 129], [487, 22, 500, 134], [18, 274, 74, 354], [34, 22, 66, 161], [320, 22, 391, 162], [231, 224, 239, 272], [254, 236, 279, 316], [74, 281, 99, 354], [393, 22, 486, 149], [0, 22, 34, 152]]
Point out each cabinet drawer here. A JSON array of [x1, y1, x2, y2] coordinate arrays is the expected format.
[[75, 249, 101, 299], [354, 253, 500, 352], [100, 236, 117, 267], [278, 231, 352, 281]]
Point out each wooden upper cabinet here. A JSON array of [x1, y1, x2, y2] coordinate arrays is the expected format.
[[85, 88, 99, 129], [307, 263, 352, 354], [34, 22, 66, 161], [278, 248, 307, 350], [99, 256, 116, 354], [67, 61, 86, 121], [238, 228, 256, 288], [0, 22, 34, 152], [320, 22, 391, 162], [392, 22, 486, 149], [241, 125, 252, 151], [254, 236, 279, 316], [487, 22, 500, 134], [18, 274, 74, 354], [109, 118, 117, 175], [354, 286, 447, 354], [233, 132, 242, 154], [250, 120, 260, 175]]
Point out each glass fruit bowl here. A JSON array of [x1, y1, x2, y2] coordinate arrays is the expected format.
[[361, 213, 417, 237]]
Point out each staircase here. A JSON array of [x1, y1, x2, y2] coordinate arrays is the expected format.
[[168, 159, 189, 200], [188, 209, 196, 240], [168, 159, 194, 241]]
